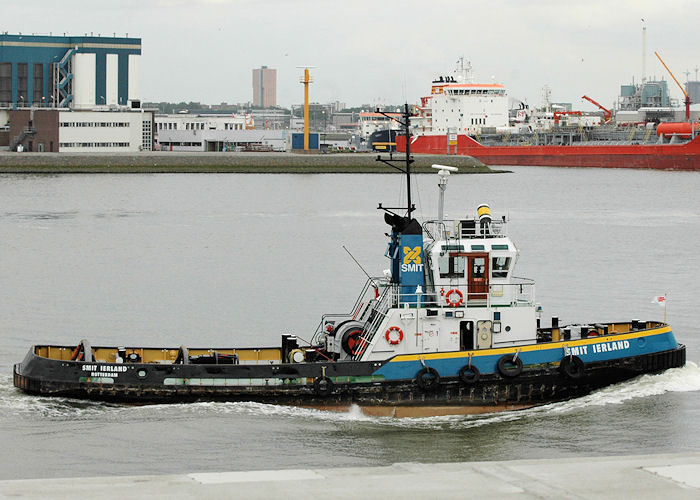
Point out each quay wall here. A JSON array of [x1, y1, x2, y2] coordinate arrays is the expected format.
[[0, 152, 496, 174]]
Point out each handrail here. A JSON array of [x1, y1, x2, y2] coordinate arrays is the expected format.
[[390, 279, 535, 309], [311, 277, 386, 344], [351, 284, 393, 360]]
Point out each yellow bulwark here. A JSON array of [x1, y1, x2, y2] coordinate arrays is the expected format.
[[35, 346, 283, 364]]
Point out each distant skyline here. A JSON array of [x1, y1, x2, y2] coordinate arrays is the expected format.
[[5, 0, 700, 111]]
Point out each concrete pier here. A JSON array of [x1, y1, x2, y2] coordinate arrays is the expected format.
[[0, 151, 493, 174], [1, 453, 699, 499]]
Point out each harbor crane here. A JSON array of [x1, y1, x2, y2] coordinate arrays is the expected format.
[[655, 51, 691, 121], [581, 95, 612, 123]]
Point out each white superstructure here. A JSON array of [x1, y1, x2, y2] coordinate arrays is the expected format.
[[317, 166, 538, 363], [413, 59, 509, 136], [359, 112, 402, 141]]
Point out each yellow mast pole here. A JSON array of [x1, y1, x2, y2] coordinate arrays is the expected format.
[[302, 68, 311, 150]]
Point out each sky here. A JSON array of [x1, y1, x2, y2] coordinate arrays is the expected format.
[[5, 0, 700, 111]]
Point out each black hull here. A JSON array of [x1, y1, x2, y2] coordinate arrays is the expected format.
[[369, 129, 398, 151], [14, 346, 685, 417]]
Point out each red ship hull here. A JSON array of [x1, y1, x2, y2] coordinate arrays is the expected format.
[[396, 134, 700, 170]]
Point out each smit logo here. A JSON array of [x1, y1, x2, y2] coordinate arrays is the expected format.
[[403, 246, 422, 264], [402, 246, 423, 272]]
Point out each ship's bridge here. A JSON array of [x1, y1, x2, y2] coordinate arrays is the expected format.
[[421, 209, 534, 308]]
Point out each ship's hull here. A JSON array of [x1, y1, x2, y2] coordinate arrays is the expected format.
[[368, 129, 398, 151], [397, 134, 700, 170], [13, 325, 686, 417]]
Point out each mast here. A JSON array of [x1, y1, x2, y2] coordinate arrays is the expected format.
[[375, 103, 415, 217], [404, 103, 412, 216]]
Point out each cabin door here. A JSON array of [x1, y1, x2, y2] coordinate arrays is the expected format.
[[476, 320, 492, 349], [467, 253, 489, 300], [460, 320, 475, 350]]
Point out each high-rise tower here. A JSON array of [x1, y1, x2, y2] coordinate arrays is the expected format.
[[252, 66, 276, 108]]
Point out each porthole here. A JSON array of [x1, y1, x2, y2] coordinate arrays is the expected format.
[[137, 369, 148, 378]]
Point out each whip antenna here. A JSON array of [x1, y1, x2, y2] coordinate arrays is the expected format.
[[343, 246, 376, 287]]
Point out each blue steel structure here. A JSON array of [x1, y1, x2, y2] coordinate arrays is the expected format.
[[0, 34, 141, 108]]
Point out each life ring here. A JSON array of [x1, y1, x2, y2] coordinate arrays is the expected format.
[[445, 289, 463, 307], [314, 376, 333, 397], [497, 354, 523, 378], [415, 367, 440, 391], [385, 326, 404, 345], [458, 364, 480, 384], [560, 356, 585, 379]]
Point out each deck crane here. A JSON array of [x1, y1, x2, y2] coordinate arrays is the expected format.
[[655, 51, 691, 121], [581, 95, 612, 123]]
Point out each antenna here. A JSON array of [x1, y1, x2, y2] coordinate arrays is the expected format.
[[342, 246, 377, 288], [432, 165, 459, 226], [641, 20, 647, 83]]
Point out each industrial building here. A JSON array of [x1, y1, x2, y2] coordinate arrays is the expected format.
[[0, 33, 141, 108], [155, 113, 252, 133], [8, 108, 154, 152], [252, 66, 276, 108], [154, 113, 295, 151], [156, 128, 287, 152], [1, 33, 152, 152]]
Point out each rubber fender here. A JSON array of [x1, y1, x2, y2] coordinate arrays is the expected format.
[[314, 376, 333, 397], [497, 354, 523, 378], [415, 367, 440, 391], [458, 364, 480, 384], [559, 355, 585, 379]]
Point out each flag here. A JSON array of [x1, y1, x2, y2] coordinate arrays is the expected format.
[[651, 295, 667, 306]]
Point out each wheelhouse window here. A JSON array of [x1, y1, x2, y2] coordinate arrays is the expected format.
[[439, 254, 465, 278], [472, 257, 486, 278], [492, 256, 511, 278]]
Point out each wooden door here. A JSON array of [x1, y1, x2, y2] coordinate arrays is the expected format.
[[467, 253, 489, 300]]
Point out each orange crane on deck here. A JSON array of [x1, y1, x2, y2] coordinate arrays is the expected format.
[[655, 51, 692, 121], [581, 95, 612, 123]]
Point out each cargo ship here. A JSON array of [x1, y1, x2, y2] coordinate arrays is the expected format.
[[13, 106, 686, 417], [394, 59, 700, 170], [397, 131, 700, 170]]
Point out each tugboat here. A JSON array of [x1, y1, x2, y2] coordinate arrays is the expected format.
[[13, 106, 686, 417]]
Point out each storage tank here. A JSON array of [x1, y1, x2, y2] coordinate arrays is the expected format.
[[656, 122, 700, 138]]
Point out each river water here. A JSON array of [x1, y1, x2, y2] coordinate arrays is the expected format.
[[0, 167, 698, 479]]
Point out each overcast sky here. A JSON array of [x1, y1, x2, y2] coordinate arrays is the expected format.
[[5, 0, 700, 111]]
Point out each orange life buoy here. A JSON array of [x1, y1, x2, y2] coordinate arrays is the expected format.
[[385, 326, 404, 345], [445, 289, 464, 307]]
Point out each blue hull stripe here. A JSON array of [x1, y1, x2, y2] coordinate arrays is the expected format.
[[373, 328, 679, 380]]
